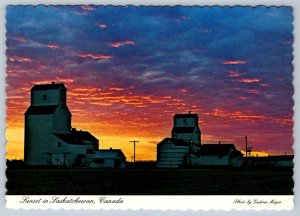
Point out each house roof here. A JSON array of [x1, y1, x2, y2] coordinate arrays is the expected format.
[[31, 83, 66, 91], [72, 129, 99, 142], [25, 105, 71, 116], [157, 138, 190, 147], [92, 149, 126, 160], [199, 144, 241, 156], [174, 113, 198, 119], [172, 127, 195, 134], [25, 105, 58, 115], [55, 129, 99, 145]]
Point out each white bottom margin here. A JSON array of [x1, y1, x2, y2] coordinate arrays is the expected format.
[[6, 195, 294, 210]]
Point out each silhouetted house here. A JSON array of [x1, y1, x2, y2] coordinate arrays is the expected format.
[[157, 112, 243, 168], [53, 128, 99, 167], [244, 155, 293, 167], [186, 144, 243, 167], [24, 82, 126, 168], [88, 149, 126, 168]]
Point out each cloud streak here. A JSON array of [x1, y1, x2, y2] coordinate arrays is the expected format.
[[110, 40, 135, 48], [79, 52, 113, 59]]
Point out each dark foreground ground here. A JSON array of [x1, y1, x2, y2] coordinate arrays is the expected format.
[[6, 168, 293, 195]]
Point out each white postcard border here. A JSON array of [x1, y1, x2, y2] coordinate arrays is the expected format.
[[5, 195, 294, 210], [1, 0, 299, 215]]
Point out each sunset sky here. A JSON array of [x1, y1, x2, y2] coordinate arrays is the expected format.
[[6, 6, 294, 160]]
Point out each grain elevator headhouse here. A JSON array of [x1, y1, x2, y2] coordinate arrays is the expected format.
[[171, 112, 201, 145]]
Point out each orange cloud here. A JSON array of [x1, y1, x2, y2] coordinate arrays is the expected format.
[[223, 60, 246, 65], [110, 40, 135, 48], [109, 87, 124, 91], [8, 56, 32, 63], [79, 52, 113, 59], [238, 78, 260, 83]]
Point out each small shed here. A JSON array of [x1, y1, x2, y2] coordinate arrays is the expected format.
[[88, 149, 126, 168]]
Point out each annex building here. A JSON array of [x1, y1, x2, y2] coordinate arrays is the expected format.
[[157, 112, 243, 168], [24, 82, 126, 168]]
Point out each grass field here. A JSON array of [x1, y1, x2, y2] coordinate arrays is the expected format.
[[6, 168, 293, 195]]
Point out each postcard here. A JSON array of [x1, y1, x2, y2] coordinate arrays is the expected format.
[[4, 4, 294, 210]]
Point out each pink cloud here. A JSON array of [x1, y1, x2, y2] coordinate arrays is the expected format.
[[247, 89, 260, 94], [8, 56, 32, 63], [179, 88, 188, 93], [96, 23, 108, 29], [8, 36, 27, 43], [260, 83, 269, 87], [79, 52, 113, 60], [223, 60, 247, 65], [228, 71, 242, 78], [110, 40, 135, 48], [80, 6, 96, 11], [46, 43, 60, 49]]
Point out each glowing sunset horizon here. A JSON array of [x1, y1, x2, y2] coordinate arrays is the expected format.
[[6, 6, 294, 161]]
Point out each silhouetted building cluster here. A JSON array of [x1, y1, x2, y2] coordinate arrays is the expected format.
[[24, 82, 126, 168], [157, 112, 243, 168]]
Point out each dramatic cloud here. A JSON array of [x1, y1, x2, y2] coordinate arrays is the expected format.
[[6, 6, 294, 160]]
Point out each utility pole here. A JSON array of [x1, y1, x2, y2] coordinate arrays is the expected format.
[[245, 135, 248, 158], [245, 135, 252, 157], [130, 140, 139, 162]]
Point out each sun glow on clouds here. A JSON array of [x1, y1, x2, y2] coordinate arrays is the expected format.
[[5, 6, 294, 160]]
